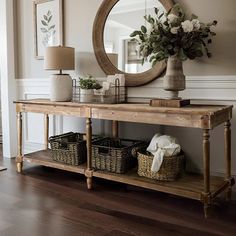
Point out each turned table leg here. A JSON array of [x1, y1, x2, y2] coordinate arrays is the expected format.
[[203, 129, 211, 218], [86, 118, 93, 190], [224, 120, 232, 201], [44, 114, 49, 150], [16, 112, 23, 173], [112, 120, 119, 138]]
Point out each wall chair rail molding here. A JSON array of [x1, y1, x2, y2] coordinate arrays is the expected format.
[[128, 75, 236, 102], [16, 78, 61, 153]]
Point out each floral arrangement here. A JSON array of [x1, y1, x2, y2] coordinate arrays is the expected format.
[[130, 4, 217, 66]]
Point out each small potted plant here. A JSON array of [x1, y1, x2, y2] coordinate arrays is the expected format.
[[79, 75, 102, 102]]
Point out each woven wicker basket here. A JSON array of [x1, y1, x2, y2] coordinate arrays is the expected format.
[[49, 132, 87, 165], [92, 138, 145, 174], [137, 149, 185, 181]]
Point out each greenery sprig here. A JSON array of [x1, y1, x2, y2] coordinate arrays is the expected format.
[[79, 75, 102, 90], [41, 10, 56, 35]]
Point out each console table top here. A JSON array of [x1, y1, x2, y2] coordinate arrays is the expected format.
[[14, 99, 232, 115], [14, 99, 233, 129]]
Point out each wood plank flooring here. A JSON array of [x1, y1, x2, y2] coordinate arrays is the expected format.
[[0, 153, 236, 236]]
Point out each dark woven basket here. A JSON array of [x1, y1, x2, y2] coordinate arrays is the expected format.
[[49, 132, 87, 165], [137, 148, 185, 181], [92, 137, 145, 174]]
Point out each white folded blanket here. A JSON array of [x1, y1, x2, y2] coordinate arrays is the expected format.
[[147, 134, 181, 172]]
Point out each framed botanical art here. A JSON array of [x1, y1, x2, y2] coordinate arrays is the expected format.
[[34, 0, 64, 59]]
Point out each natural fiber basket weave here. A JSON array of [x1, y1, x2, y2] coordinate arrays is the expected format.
[[49, 132, 87, 165], [137, 149, 185, 181], [92, 138, 146, 174]]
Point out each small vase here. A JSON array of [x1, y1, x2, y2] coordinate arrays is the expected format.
[[80, 89, 94, 103], [163, 55, 186, 100]]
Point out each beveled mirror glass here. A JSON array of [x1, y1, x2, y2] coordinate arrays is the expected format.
[[93, 0, 174, 87]]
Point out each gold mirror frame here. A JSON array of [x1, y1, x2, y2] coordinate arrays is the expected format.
[[93, 0, 174, 87]]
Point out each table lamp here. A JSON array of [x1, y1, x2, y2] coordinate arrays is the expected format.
[[44, 46, 75, 102]]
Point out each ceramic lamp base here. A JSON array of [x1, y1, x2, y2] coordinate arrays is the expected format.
[[50, 74, 72, 102]]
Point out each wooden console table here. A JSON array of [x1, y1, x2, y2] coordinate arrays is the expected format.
[[14, 99, 235, 217]]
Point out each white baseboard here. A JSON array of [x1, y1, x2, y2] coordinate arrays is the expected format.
[[23, 142, 45, 154]]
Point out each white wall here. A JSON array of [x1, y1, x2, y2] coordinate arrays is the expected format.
[[0, 0, 17, 158], [0, 71, 1, 137], [15, 0, 236, 177]]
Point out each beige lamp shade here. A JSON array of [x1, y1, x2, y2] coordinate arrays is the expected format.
[[44, 46, 75, 70]]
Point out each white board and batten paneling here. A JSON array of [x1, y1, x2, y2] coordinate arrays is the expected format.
[[16, 76, 236, 177]]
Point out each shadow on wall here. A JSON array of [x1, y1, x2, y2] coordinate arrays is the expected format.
[[76, 52, 106, 77], [183, 31, 236, 76]]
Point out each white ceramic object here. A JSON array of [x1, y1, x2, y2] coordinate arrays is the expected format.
[[50, 74, 73, 102], [102, 81, 111, 90], [107, 74, 125, 87], [163, 56, 185, 99]]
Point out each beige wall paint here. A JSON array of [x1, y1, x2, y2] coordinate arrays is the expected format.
[[16, 0, 105, 79], [176, 0, 236, 75], [16, 0, 236, 79]]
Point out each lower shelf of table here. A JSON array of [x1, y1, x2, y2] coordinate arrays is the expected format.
[[24, 150, 86, 174], [23, 150, 230, 201], [93, 170, 228, 201]]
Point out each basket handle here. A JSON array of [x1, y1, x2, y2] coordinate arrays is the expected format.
[[58, 141, 68, 149], [131, 147, 140, 157], [131, 143, 148, 157], [48, 132, 74, 142], [97, 147, 111, 156]]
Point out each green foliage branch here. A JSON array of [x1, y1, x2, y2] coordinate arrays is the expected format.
[[130, 3, 217, 66]]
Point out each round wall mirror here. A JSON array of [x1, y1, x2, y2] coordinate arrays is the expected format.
[[93, 0, 174, 87]]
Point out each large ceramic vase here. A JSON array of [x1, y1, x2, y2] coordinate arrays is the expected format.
[[163, 55, 186, 99]]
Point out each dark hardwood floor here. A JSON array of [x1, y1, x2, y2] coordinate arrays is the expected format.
[[0, 152, 235, 236]]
